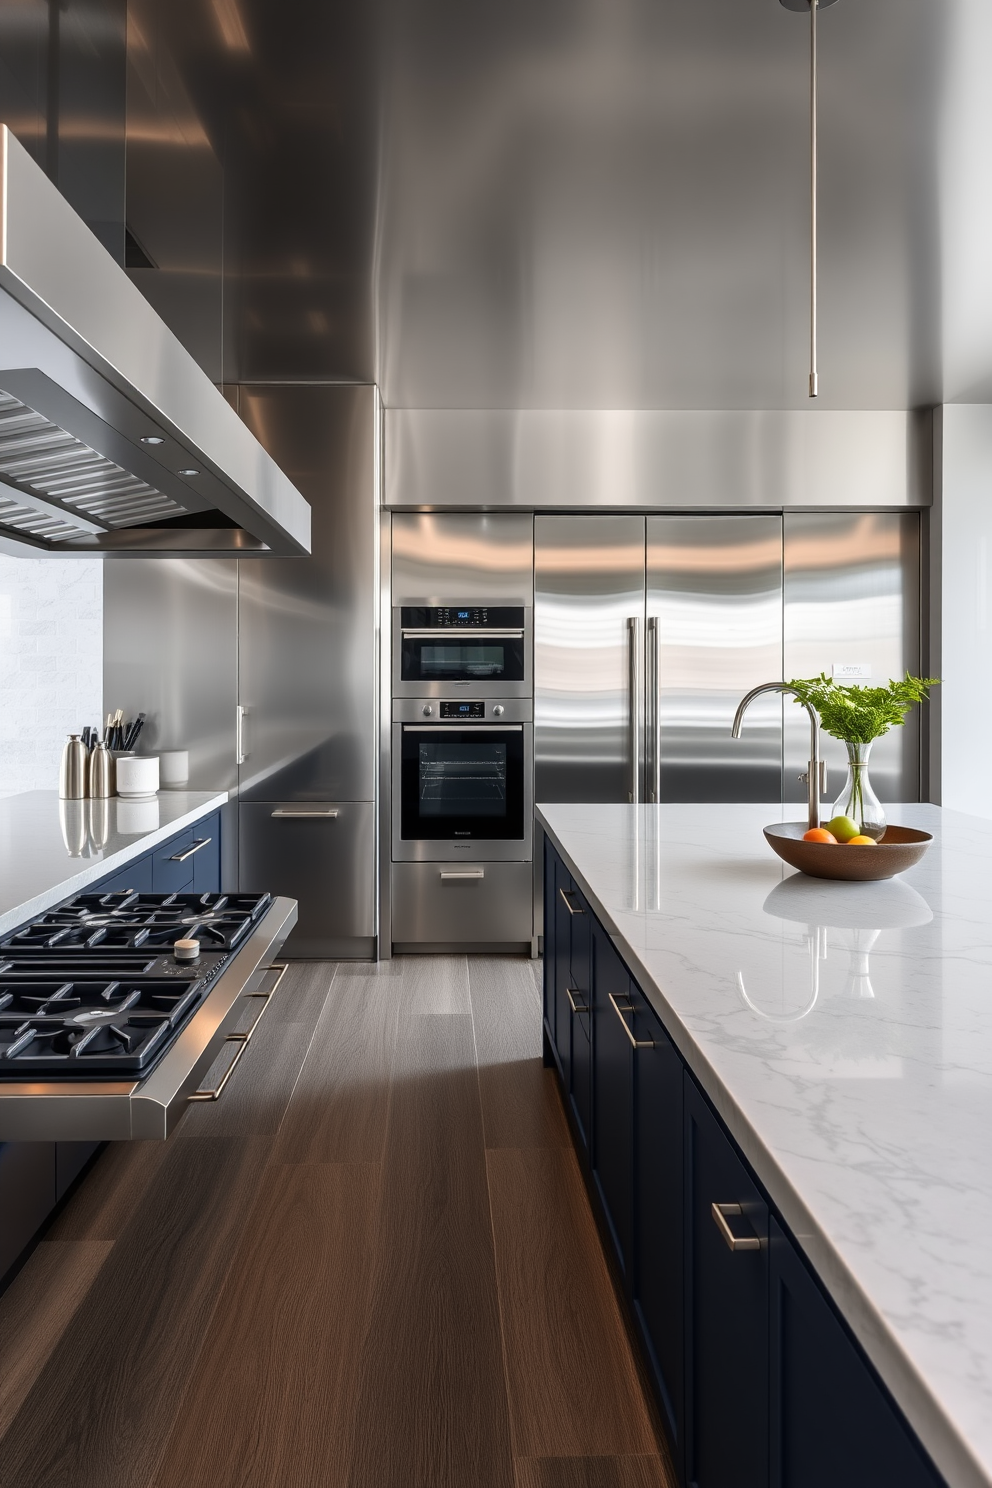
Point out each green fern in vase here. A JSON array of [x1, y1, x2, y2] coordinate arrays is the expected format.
[[785, 673, 939, 744]]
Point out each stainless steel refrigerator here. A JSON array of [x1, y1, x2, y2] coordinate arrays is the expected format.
[[236, 383, 379, 958], [535, 511, 921, 808]]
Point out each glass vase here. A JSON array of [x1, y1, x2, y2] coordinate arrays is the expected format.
[[830, 740, 886, 840]]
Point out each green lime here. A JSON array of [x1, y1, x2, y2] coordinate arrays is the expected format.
[[825, 814, 860, 843]]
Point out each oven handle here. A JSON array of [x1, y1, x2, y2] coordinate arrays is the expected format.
[[402, 724, 523, 732], [401, 628, 524, 639]]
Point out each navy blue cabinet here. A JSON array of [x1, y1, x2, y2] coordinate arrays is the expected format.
[[542, 839, 943, 1488], [92, 811, 221, 898], [685, 1074, 769, 1488], [632, 988, 684, 1472]]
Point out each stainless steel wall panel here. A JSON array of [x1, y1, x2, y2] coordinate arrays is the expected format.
[[391, 860, 533, 949], [239, 801, 375, 958], [237, 384, 377, 803], [103, 556, 238, 791], [391, 511, 534, 603], [385, 409, 930, 512], [783, 513, 922, 808], [648, 516, 783, 803], [535, 515, 646, 804]]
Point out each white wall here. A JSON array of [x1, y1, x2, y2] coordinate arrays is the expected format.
[[935, 406, 992, 817], [0, 554, 103, 797]]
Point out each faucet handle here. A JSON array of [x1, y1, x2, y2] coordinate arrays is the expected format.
[[798, 760, 828, 796]]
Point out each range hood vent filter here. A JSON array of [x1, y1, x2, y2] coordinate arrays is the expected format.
[[0, 390, 188, 539]]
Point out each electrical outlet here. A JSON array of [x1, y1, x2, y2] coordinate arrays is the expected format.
[[832, 662, 872, 680]]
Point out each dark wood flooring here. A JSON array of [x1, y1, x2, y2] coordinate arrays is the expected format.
[[0, 957, 674, 1488]]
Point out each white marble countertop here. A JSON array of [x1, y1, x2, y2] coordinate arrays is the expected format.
[[537, 801, 992, 1488], [0, 789, 229, 937]]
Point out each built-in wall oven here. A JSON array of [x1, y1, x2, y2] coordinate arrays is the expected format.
[[393, 605, 531, 697], [392, 698, 533, 862]]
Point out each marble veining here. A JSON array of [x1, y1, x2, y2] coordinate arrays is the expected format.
[[538, 801, 992, 1488], [0, 788, 229, 937]]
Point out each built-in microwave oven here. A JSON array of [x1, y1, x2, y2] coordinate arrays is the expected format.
[[392, 605, 531, 698]]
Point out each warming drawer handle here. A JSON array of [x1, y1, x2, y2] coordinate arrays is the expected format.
[[558, 887, 585, 916], [711, 1201, 762, 1253], [168, 837, 211, 862], [439, 868, 485, 882], [188, 962, 287, 1102], [608, 991, 654, 1050], [270, 808, 341, 819], [565, 983, 588, 1016]]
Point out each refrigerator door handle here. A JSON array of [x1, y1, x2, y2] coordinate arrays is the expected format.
[[647, 616, 660, 803], [627, 616, 640, 804]]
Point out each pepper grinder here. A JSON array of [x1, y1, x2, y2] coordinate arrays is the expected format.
[[59, 734, 88, 799], [88, 738, 112, 799]]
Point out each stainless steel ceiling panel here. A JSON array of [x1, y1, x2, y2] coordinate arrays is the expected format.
[[386, 408, 930, 510]]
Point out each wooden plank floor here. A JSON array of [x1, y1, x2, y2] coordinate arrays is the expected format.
[[0, 957, 674, 1488]]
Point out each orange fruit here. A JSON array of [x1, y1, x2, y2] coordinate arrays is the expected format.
[[803, 828, 837, 843], [847, 835, 877, 846]]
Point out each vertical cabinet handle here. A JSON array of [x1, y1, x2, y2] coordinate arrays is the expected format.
[[558, 887, 585, 916], [236, 705, 248, 765], [608, 991, 654, 1049], [647, 615, 660, 803], [565, 984, 588, 1015], [711, 1202, 762, 1252], [627, 616, 641, 804]]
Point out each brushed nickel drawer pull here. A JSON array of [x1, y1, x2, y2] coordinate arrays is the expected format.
[[440, 868, 484, 882], [559, 887, 585, 915], [188, 962, 287, 1102], [711, 1202, 761, 1252], [608, 991, 654, 1049], [270, 808, 340, 819], [168, 837, 211, 862], [565, 983, 588, 1015]]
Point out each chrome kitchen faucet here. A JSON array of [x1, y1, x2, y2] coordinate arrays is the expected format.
[[732, 683, 821, 832]]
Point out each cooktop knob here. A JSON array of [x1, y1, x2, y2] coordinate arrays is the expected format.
[[492, 704, 504, 717], [422, 704, 434, 716]]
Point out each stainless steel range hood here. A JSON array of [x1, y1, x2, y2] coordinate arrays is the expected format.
[[0, 126, 310, 558]]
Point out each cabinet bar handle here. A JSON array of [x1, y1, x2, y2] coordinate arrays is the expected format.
[[565, 983, 588, 1015], [236, 704, 247, 765], [270, 808, 340, 819], [168, 837, 211, 862], [440, 868, 484, 881], [188, 962, 287, 1102], [711, 1201, 761, 1252], [559, 887, 585, 915], [628, 615, 641, 804], [608, 991, 654, 1049]]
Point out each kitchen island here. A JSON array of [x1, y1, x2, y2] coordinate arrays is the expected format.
[[0, 788, 229, 937], [538, 801, 992, 1488]]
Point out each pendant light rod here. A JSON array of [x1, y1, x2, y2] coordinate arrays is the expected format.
[[781, 0, 837, 398], [809, 0, 818, 399]]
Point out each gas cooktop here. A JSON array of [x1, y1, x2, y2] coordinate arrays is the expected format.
[[0, 891, 272, 1079]]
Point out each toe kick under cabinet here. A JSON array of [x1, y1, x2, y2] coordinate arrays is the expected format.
[[542, 837, 944, 1488]]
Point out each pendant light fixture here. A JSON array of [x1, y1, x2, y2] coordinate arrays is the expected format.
[[781, 0, 839, 399]]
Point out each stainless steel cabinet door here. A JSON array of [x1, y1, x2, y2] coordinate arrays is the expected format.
[[240, 801, 375, 957], [237, 385, 377, 803], [647, 516, 783, 802], [535, 515, 646, 803], [783, 514, 921, 807]]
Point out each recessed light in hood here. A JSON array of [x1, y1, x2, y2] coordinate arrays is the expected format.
[[0, 126, 310, 559]]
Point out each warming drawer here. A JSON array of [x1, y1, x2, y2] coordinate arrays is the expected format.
[[391, 860, 533, 949]]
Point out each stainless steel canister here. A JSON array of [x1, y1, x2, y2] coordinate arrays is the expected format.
[[88, 740, 112, 798], [59, 735, 88, 799]]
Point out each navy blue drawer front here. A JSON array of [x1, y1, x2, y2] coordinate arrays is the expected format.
[[89, 812, 221, 898], [95, 852, 153, 895]]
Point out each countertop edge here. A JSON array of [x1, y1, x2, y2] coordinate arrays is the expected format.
[[536, 803, 988, 1488], [0, 791, 229, 937]]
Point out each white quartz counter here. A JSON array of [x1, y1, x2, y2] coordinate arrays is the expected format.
[[0, 789, 228, 937], [537, 801, 992, 1488]]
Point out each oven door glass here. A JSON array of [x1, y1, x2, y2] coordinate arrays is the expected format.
[[400, 725, 525, 840], [400, 634, 526, 685]]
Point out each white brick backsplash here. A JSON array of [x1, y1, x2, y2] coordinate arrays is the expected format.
[[0, 555, 103, 797]]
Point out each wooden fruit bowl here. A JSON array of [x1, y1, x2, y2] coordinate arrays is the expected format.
[[763, 822, 933, 882]]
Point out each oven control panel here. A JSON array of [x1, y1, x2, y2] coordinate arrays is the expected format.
[[441, 699, 485, 718], [400, 606, 524, 629]]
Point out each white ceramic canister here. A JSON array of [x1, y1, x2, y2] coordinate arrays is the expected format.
[[115, 754, 160, 799]]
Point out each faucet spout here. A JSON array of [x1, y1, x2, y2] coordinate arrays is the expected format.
[[732, 682, 821, 832]]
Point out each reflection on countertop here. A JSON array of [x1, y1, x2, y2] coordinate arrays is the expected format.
[[537, 800, 992, 1488], [0, 788, 228, 937]]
